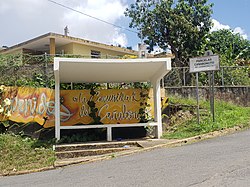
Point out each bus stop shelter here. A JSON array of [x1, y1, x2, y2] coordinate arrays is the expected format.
[[54, 57, 171, 141]]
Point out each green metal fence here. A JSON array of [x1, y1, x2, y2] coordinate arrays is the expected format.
[[163, 66, 250, 87]]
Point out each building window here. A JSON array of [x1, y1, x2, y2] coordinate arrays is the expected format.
[[91, 50, 101, 58]]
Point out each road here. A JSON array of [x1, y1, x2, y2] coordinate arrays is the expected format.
[[1, 129, 250, 187]]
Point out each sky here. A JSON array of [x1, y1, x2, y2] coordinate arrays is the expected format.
[[0, 0, 249, 51]]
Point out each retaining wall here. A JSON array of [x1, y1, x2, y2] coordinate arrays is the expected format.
[[165, 86, 250, 107]]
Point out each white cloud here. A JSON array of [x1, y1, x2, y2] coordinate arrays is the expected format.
[[211, 19, 248, 39], [0, 0, 129, 47], [133, 44, 139, 51], [211, 19, 230, 32], [151, 46, 164, 54], [233, 27, 248, 39], [150, 46, 171, 55], [111, 30, 128, 47], [62, 0, 128, 46]]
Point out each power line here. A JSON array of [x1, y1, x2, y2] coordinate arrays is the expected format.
[[47, 0, 138, 34]]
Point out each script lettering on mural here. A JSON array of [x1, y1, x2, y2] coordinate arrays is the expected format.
[[0, 87, 151, 128]]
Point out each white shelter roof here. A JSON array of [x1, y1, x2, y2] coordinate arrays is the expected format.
[[54, 57, 171, 83]]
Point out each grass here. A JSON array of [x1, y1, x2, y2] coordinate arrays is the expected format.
[[0, 133, 55, 175], [162, 97, 250, 139]]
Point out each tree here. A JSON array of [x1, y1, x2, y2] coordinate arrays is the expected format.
[[125, 0, 213, 67], [205, 29, 250, 65], [204, 29, 250, 86]]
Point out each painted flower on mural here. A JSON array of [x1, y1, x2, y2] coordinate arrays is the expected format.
[[4, 98, 11, 106], [145, 108, 153, 121], [6, 111, 11, 117], [0, 85, 5, 93], [0, 85, 11, 118], [0, 106, 3, 113], [0, 101, 12, 117]]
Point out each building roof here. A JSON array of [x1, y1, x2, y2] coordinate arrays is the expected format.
[[0, 32, 137, 55]]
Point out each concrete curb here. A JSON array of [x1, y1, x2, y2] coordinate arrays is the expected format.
[[0, 166, 55, 177], [50, 125, 249, 167], [0, 125, 246, 177]]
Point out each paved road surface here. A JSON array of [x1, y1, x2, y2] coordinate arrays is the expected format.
[[1, 129, 250, 187]]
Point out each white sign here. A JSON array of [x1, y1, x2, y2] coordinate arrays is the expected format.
[[189, 55, 220, 73]]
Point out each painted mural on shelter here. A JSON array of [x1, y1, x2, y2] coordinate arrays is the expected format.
[[0, 86, 153, 128]]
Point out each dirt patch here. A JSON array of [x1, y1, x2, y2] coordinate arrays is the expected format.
[[162, 103, 199, 131]]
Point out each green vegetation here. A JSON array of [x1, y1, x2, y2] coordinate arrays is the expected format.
[[125, 0, 213, 66], [125, 1, 249, 86], [0, 133, 55, 175], [162, 96, 250, 139], [58, 129, 106, 143], [202, 29, 250, 86], [206, 29, 250, 62]]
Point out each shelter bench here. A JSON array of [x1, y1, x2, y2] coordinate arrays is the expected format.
[[60, 122, 158, 141]]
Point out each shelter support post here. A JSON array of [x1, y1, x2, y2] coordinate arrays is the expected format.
[[54, 61, 61, 141], [153, 78, 162, 138], [107, 126, 112, 141], [55, 82, 60, 140]]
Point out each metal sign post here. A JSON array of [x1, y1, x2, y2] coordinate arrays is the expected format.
[[195, 72, 200, 124], [205, 50, 215, 122], [190, 51, 220, 124], [208, 70, 215, 122], [211, 71, 215, 122]]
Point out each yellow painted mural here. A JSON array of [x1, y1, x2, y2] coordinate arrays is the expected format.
[[0, 87, 153, 128]]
